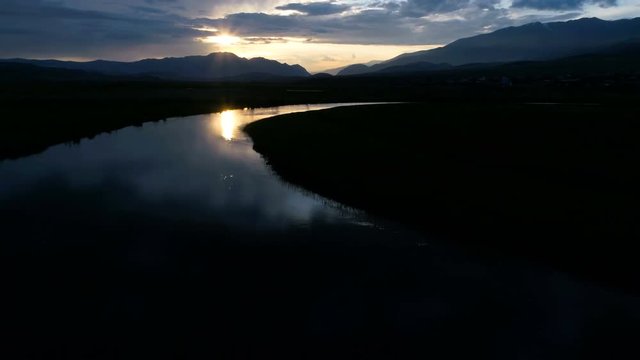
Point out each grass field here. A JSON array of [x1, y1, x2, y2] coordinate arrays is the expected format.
[[245, 102, 640, 291]]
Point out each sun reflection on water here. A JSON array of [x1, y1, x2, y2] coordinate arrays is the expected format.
[[211, 108, 262, 141], [218, 110, 237, 141]]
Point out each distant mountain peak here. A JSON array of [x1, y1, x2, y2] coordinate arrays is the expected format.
[[571, 17, 605, 23], [1, 52, 310, 81], [207, 52, 240, 58], [335, 17, 640, 75]]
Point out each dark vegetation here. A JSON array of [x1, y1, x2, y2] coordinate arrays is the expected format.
[[245, 102, 640, 292]]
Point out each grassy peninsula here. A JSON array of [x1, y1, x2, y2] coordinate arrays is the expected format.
[[245, 102, 640, 291]]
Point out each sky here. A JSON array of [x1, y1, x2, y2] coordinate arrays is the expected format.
[[1, 0, 639, 72]]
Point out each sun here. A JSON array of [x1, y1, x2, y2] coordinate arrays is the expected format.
[[204, 34, 241, 46]]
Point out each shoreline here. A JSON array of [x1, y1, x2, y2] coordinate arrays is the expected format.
[[3, 77, 638, 161]]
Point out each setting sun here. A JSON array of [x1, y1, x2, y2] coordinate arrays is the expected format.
[[203, 34, 241, 46]]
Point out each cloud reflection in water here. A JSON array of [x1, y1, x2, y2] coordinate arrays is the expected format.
[[0, 104, 371, 230]]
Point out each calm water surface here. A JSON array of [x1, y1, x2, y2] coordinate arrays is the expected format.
[[0, 104, 373, 230], [1, 103, 638, 359]]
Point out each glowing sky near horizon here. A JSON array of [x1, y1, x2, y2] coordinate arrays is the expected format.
[[1, 0, 639, 72]]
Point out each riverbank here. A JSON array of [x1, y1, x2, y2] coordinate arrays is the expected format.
[[245, 102, 640, 292], [3, 76, 638, 160], [0, 81, 351, 160]]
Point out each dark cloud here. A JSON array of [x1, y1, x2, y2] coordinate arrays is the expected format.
[[130, 6, 171, 15], [243, 36, 289, 44], [399, 0, 474, 17], [380, 2, 402, 11], [199, 12, 301, 35], [276, 1, 351, 15], [398, 0, 515, 17], [512, 0, 617, 10], [0, 0, 206, 59]]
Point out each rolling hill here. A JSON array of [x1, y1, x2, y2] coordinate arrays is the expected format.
[[338, 17, 640, 76], [2, 53, 310, 81]]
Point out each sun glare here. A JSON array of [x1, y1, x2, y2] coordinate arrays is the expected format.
[[219, 110, 237, 141], [204, 34, 241, 46]]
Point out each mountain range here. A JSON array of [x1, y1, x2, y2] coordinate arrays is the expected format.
[[337, 17, 640, 76], [1, 53, 309, 81]]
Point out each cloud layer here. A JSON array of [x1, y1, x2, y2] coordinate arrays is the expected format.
[[1, 0, 638, 65], [276, 1, 351, 15]]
